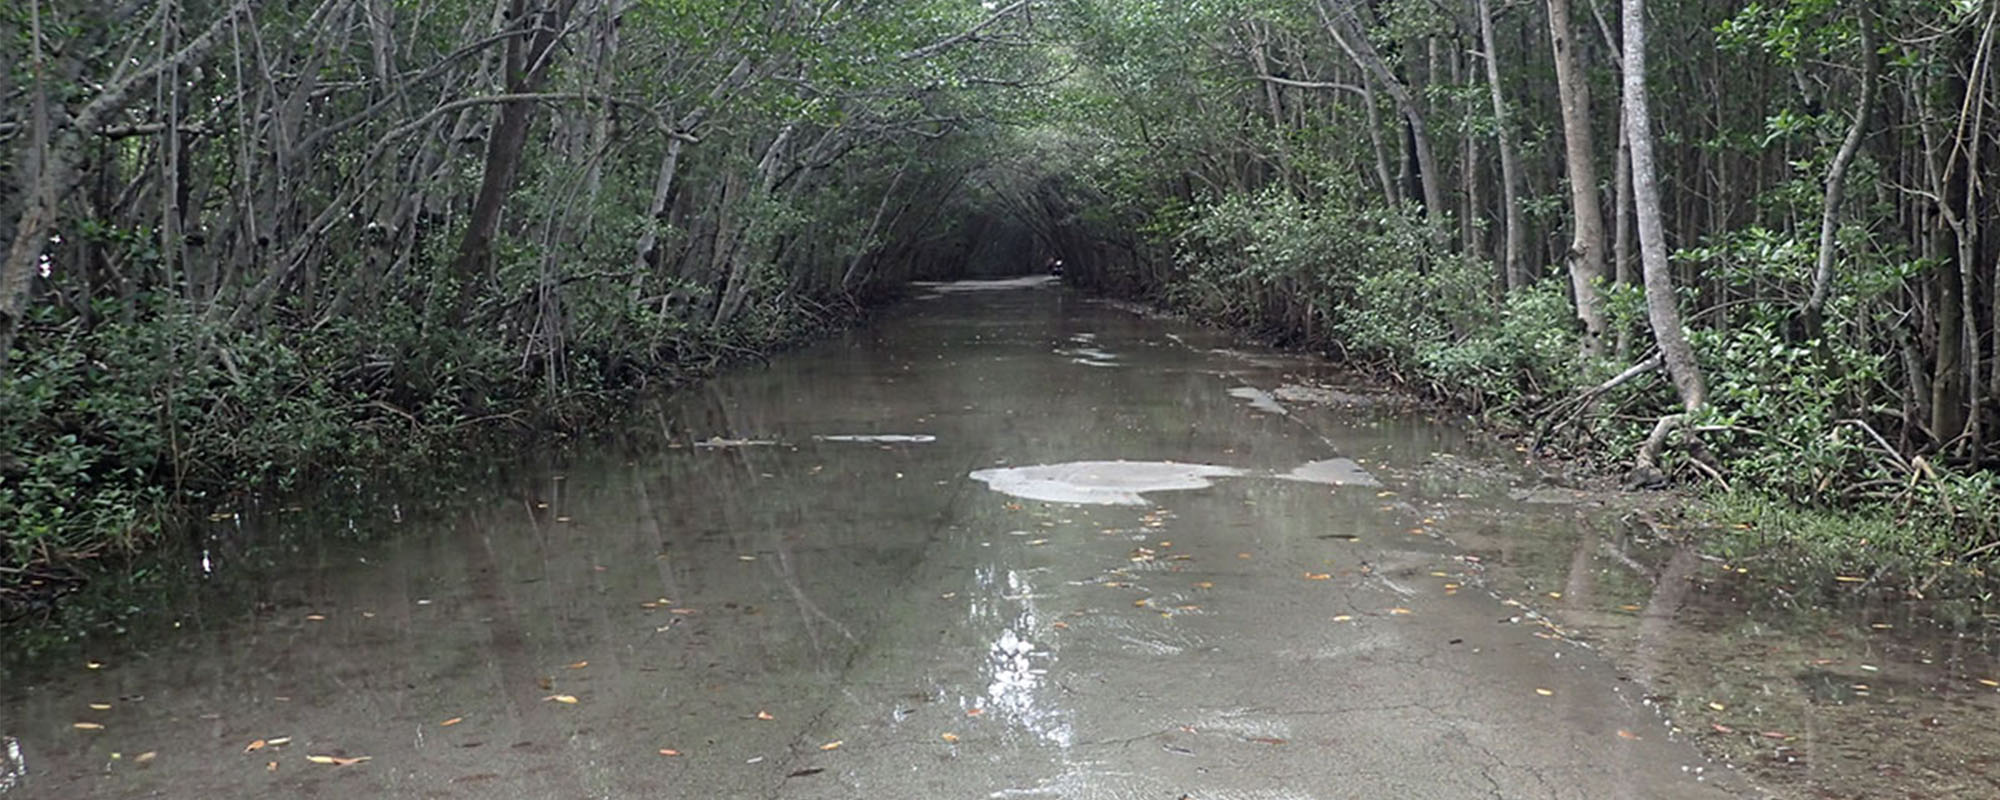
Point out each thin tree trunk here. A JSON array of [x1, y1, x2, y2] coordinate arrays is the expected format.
[[1623, 0, 1706, 411], [1804, 6, 1877, 339], [1549, 0, 1610, 356], [1319, 1, 1446, 231], [1478, 0, 1526, 290]]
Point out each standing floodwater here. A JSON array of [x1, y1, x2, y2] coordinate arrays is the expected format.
[[5, 279, 1767, 797]]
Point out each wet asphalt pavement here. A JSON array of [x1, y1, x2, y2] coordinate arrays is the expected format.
[[0, 277, 1757, 798]]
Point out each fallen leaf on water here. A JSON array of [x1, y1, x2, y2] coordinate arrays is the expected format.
[[1331, 615, 1353, 622], [1051, 621, 1069, 630], [756, 710, 775, 721], [306, 755, 371, 766], [1236, 552, 1251, 559], [1247, 737, 1287, 745], [1616, 730, 1640, 740], [566, 661, 589, 669], [85, 661, 105, 670], [940, 733, 959, 743], [135, 751, 156, 765], [544, 694, 579, 704], [1303, 572, 1331, 581], [818, 740, 843, 751], [441, 717, 464, 727], [88, 702, 112, 711], [1619, 604, 1642, 612], [1535, 688, 1554, 697], [245, 739, 267, 752], [73, 722, 104, 731], [1979, 678, 1999, 687], [266, 761, 278, 773], [1834, 576, 1866, 583], [1711, 723, 1735, 734], [1547, 592, 1563, 599], [1194, 581, 1214, 589], [1761, 731, 1791, 740], [658, 749, 682, 757], [1388, 608, 1412, 616], [1708, 702, 1726, 711], [966, 708, 984, 717], [265, 737, 292, 747], [305, 614, 326, 621]]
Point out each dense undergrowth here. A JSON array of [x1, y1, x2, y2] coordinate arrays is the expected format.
[[0, 281, 864, 618], [1055, 180, 1999, 564]]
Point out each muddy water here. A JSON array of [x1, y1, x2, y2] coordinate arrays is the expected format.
[[1, 278, 1984, 798]]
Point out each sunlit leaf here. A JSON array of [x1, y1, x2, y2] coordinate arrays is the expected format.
[[1534, 688, 1553, 696], [1388, 608, 1412, 615], [1615, 730, 1640, 740], [566, 661, 589, 669], [88, 703, 112, 711], [940, 733, 959, 743], [658, 748, 683, 757], [1707, 701, 1726, 711], [544, 694, 579, 704], [440, 717, 463, 727], [819, 740, 843, 751], [966, 708, 984, 717], [135, 751, 157, 765], [756, 710, 775, 720], [245, 739, 267, 752], [306, 755, 371, 766], [1303, 572, 1331, 580], [73, 722, 105, 731]]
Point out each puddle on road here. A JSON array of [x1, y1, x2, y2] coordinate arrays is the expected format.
[[3, 277, 1996, 799]]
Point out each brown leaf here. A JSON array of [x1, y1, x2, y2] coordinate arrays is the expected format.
[[566, 661, 589, 669], [818, 740, 843, 751], [1615, 730, 1640, 740], [134, 751, 157, 765], [1711, 723, 1736, 734], [1303, 573, 1331, 581], [658, 749, 683, 757], [244, 739, 267, 752], [440, 717, 464, 727], [966, 708, 984, 717], [755, 710, 775, 721], [940, 733, 960, 743]]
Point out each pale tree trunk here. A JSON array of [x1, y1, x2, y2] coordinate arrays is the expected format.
[[1549, 0, 1610, 356], [1803, 5, 1876, 340], [1623, 0, 1706, 479], [0, 1, 256, 365], [1318, 1, 1446, 231], [1477, 0, 1526, 290]]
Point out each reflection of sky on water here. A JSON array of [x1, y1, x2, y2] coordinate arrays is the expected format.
[[968, 566, 1071, 747], [1, 735, 25, 794]]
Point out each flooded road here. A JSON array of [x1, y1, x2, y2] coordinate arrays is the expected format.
[[12, 275, 1969, 798]]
